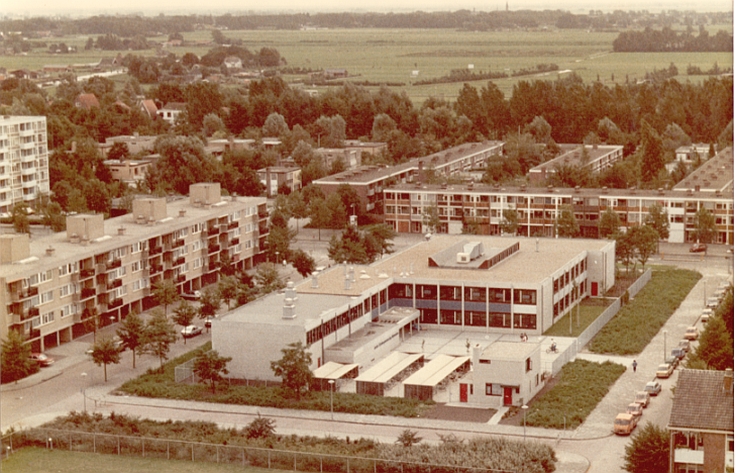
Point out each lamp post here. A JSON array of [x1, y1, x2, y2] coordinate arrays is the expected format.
[[328, 380, 335, 420], [663, 330, 667, 363], [81, 372, 88, 412], [522, 404, 529, 441]]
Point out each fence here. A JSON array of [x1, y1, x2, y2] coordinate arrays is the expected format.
[[2, 428, 514, 473], [174, 350, 212, 383]]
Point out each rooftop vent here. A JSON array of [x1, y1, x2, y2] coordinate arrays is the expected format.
[[45, 246, 55, 256], [457, 241, 484, 264], [118, 226, 126, 236], [282, 297, 296, 319], [179, 209, 187, 218]]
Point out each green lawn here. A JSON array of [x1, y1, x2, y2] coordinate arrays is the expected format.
[[543, 299, 610, 338], [2, 447, 287, 473]]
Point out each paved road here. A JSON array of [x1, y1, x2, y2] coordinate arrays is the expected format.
[[2, 235, 732, 473]]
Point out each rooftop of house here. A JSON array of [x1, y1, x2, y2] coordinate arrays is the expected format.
[[673, 146, 734, 193], [668, 369, 734, 433], [481, 340, 539, 360], [314, 141, 504, 186], [529, 144, 624, 173], [160, 102, 187, 111]]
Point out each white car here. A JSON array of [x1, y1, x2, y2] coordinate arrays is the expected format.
[[701, 308, 714, 323], [181, 325, 203, 338], [684, 327, 699, 341]]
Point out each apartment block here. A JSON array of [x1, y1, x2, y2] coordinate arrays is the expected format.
[[384, 167, 734, 245], [0, 115, 51, 215], [313, 141, 504, 216], [0, 183, 268, 353], [528, 144, 624, 184]]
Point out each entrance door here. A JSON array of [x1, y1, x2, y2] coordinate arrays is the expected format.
[[591, 282, 598, 297], [503, 387, 513, 406], [459, 383, 468, 403]]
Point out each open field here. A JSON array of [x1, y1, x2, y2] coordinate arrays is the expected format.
[[1, 447, 288, 473], [6, 26, 733, 103]]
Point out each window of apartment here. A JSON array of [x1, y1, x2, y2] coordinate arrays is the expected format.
[[192, 222, 203, 234], [131, 261, 142, 273], [59, 284, 74, 298], [526, 357, 532, 372], [40, 290, 53, 304], [130, 241, 144, 253], [60, 304, 77, 318], [40, 269, 53, 283], [41, 311, 54, 325], [193, 258, 202, 269]]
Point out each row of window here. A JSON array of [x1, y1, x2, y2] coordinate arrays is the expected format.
[[389, 283, 536, 305]]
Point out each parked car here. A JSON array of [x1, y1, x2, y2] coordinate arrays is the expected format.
[[684, 327, 699, 341], [706, 297, 720, 309], [626, 402, 643, 418], [182, 290, 201, 301], [656, 363, 675, 378], [678, 339, 691, 353], [644, 380, 662, 396], [671, 347, 686, 361], [181, 325, 203, 338], [635, 391, 650, 408], [204, 316, 214, 329], [665, 355, 679, 370], [701, 308, 714, 323], [30, 353, 54, 367], [689, 243, 707, 253], [614, 412, 639, 435]]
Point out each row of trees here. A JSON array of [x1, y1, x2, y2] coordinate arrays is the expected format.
[[613, 26, 732, 52]]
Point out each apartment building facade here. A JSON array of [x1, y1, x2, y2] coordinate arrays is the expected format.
[[384, 183, 734, 245], [0, 115, 51, 215], [0, 183, 268, 353], [528, 144, 624, 184]]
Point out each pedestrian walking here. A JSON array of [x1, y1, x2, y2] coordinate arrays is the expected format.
[[632, 360, 637, 372]]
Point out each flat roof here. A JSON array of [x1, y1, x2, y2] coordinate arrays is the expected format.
[[297, 235, 609, 297], [402, 354, 470, 387], [481, 340, 539, 360], [530, 144, 623, 173], [312, 362, 359, 380], [673, 146, 734, 193], [355, 352, 423, 383], [0, 195, 264, 281], [223, 292, 353, 326]]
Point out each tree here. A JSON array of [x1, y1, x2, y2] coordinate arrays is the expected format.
[[116, 311, 145, 369], [555, 205, 580, 238], [89, 335, 121, 382], [289, 248, 316, 278], [217, 275, 239, 311], [11, 202, 30, 234], [107, 141, 129, 161], [41, 201, 65, 232], [622, 422, 669, 473], [396, 429, 423, 448], [270, 341, 313, 400], [328, 225, 369, 264], [500, 208, 519, 236], [690, 316, 734, 370], [639, 120, 665, 185], [644, 203, 670, 244], [1, 330, 38, 383], [142, 308, 178, 371], [629, 225, 659, 268], [616, 231, 636, 274], [198, 287, 222, 320], [172, 300, 197, 344], [598, 207, 621, 239], [245, 415, 276, 439], [152, 279, 179, 316], [692, 207, 717, 244], [422, 205, 441, 234], [193, 349, 232, 394], [255, 263, 286, 294], [363, 223, 397, 260]]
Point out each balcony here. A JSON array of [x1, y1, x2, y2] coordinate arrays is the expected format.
[[107, 278, 123, 290], [107, 298, 123, 310], [18, 286, 39, 300], [150, 264, 163, 274], [80, 287, 96, 300], [173, 256, 185, 267], [207, 227, 219, 236], [172, 239, 185, 249], [80, 268, 96, 279], [208, 244, 220, 254], [28, 307, 39, 317], [105, 259, 122, 271], [175, 274, 186, 284], [150, 246, 163, 255], [228, 221, 239, 230], [230, 237, 239, 246]]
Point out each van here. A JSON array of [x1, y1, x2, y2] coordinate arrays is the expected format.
[[614, 413, 638, 435], [626, 402, 643, 417], [671, 347, 686, 360]]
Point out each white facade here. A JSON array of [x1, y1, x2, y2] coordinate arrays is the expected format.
[[0, 116, 50, 215]]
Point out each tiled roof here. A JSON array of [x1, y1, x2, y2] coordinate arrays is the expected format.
[[668, 369, 734, 432]]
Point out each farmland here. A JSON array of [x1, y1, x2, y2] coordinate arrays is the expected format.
[[4, 26, 733, 103]]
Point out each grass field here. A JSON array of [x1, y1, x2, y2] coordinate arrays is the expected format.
[[543, 298, 610, 338], [1, 447, 288, 473], [9, 26, 733, 103]]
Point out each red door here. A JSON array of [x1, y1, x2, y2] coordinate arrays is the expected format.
[[459, 383, 468, 403], [591, 282, 598, 297], [503, 387, 513, 406]]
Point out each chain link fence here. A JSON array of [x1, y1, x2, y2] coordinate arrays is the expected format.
[[2, 428, 514, 473]]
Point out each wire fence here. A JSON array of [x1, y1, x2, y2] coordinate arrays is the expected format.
[[1, 428, 514, 473], [174, 350, 211, 383]]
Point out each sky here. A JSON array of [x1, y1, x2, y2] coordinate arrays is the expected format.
[[3, 0, 733, 16]]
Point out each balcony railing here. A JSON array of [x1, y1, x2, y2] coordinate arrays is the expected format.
[[228, 221, 239, 230], [107, 279, 123, 290], [175, 274, 186, 284], [174, 257, 185, 266], [150, 246, 163, 255], [207, 227, 219, 236], [28, 307, 39, 317], [106, 259, 122, 271], [80, 268, 96, 279], [108, 298, 123, 310], [208, 244, 220, 254], [172, 239, 185, 249], [150, 265, 163, 274], [230, 237, 239, 246], [80, 287, 96, 299], [18, 286, 39, 299]]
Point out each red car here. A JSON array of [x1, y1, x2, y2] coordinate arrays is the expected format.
[[30, 353, 54, 367], [689, 243, 707, 253]]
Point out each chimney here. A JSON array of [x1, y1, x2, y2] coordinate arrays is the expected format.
[[725, 368, 733, 393], [284, 281, 297, 301], [117, 226, 126, 236], [311, 272, 319, 288], [344, 274, 351, 291], [45, 246, 55, 256], [282, 297, 296, 319], [179, 209, 187, 218]]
